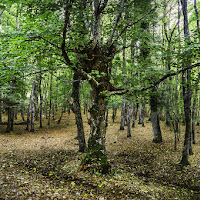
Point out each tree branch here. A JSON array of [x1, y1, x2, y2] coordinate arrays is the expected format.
[[26, 36, 60, 49], [62, 4, 73, 66], [117, 6, 157, 38], [107, 62, 200, 96], [108, 0, 125, 45]]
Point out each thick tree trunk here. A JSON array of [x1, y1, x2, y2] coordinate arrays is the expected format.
[[72, 72, 87, 153], [80, 85, 110, 174], [150, 90, 162, 143]]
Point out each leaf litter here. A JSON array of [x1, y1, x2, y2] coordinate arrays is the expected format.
[[0, 111, 200, 199]]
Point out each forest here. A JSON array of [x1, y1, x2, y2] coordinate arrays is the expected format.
[[0, 0, 200, 199]]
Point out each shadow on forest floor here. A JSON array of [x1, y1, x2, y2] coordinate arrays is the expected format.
[[0, 113, 200, 199]]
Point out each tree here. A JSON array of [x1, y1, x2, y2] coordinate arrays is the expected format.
[[180, 0, 192, 166], [1, 0, 200, 174], [72, 72, 87, 153]]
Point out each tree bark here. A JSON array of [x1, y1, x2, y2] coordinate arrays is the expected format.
[[80, 84, 110, 174], [6, 108, 11, 133], [150, 90, 162, 143], [194, 0, 200, 35], [48, 74, 52, 126], [132, 103, 136, 127], [120, 101, 126, 130], [72, 72, 87, 153], [39, 72, 43, 128], [180, 0, 192, 166], [191, 88, 197, 144], [127, 101, 132, 137], [30, 74, 37, 132]]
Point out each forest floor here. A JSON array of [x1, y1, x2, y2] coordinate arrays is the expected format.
[[0, 111, 200, 200]]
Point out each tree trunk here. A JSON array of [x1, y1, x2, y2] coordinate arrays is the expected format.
[[21, 109, 25, 121], [150, 90, 162, 143], [10, 109, 14, 131], [194, 0, 200, 35], [72, 72, 87, 153], [141, 101, 145, 127], [26, 104, 30, 131], [66, 108, 70, 125], [127, 101, 132, 137], [191, 86, 198, 144], [132, 103, 136, 127], [39, 72, 43, 128], [6, 108, 11, 133], [30, 74, 37, 132], [112, 107, 117, 123], [180, 0, 192, 166], [120, 101, 126, 130], [48, 74, 52, 126], [105, 109, 109, 127], [80, 85, 110, 174]]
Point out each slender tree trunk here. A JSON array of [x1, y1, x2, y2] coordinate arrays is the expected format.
[[120, 101, 126, 130], [30, 74, 37, 132], [26, 104, 30, 131], [66, 108, 70, 125], [72, 72, 87, 153], [105, 109, 109, 127], [112, 107, 117, 123], [39, 73, 43, 128], [127, 101, 132, 137], [35, 96, 39, 121], [6, 108, 11, 133], [57, 107, 65, 124], [141, 101, 145, 127], [132, 103, 136, 127], [48, 74, 52, 126], [138, 101, 142, 124], [191, 88, 198, 144], [21, 109, 25, 121], [10, 109, 14, 131], [194, 0, 200, 35]]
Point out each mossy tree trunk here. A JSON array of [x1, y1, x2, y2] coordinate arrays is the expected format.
[[81, 81, 111, 174]]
